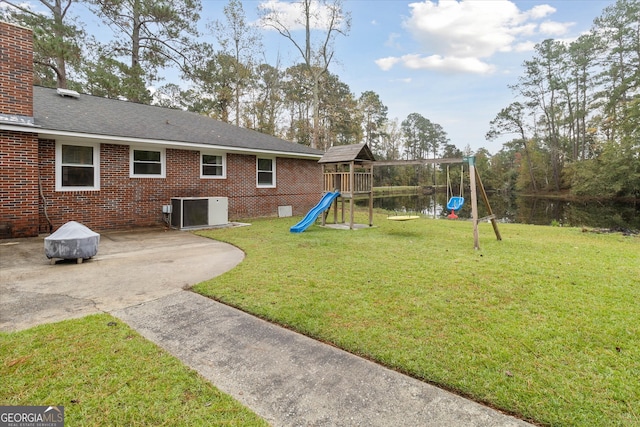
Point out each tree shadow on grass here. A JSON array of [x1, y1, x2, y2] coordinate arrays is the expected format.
[[385, 230, 423, 238]]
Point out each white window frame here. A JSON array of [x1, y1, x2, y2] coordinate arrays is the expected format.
[[55, 141, 100, 191], [130, 147, 165, 178], [200, 151, 226, 179], [256, 156, 276, 188]]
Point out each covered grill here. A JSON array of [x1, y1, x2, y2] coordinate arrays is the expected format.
[[44, 221, 100, 264]]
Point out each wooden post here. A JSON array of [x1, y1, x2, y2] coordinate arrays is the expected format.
[[321, 164, 327, 226], [433, 163, 437, 219], [475, 167, 502, 241], [349, 161, 355, 229], [369, 163, 374, 226], [466, 157, 480, 250]]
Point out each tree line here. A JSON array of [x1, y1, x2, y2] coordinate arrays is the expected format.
[[3, 0, 638, 200], [485, 0, 639, 199]]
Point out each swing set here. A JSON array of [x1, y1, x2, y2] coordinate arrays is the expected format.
[[373, 156, 502, 250], [317, 144, 501, 249]]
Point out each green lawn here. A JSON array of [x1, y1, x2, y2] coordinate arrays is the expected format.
[[2, 213, 638, 426], [0, 314, 268, 427], [193, 212, 640, 427]]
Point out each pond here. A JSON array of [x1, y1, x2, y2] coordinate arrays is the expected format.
[[357, 193, 640, 230]]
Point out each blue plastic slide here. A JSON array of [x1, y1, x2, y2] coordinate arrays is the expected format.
[[290, 191, 340, 233]]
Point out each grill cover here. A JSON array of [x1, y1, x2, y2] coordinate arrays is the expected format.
[[44, 221, 100, 260]]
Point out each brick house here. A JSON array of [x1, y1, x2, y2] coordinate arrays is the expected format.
[[0, 22, 324, 238]]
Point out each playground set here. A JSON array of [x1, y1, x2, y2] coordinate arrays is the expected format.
[[290, 143, 501, 249]]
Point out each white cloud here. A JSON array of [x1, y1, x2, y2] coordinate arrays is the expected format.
[[509, 23, 537, 37], [404, 0, 522, 58], [375, 56, 401, 71], [526, 4, 556, 20], [514, 41, 536, 52], [391, 78, 413, 84], [400, 53, 496, 74], [539, 20, 574, 36], [376, 1, 572, 74], [258, 0, 339, 31]]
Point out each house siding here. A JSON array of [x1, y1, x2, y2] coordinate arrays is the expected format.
[[35, 141, 322, 233]]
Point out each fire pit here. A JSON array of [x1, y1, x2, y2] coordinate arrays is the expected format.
[[44, 221, 100, 264]]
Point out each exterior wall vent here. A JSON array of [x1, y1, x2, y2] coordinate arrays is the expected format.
[[56, 88, 80, 99], [170, 197, 228, 229]]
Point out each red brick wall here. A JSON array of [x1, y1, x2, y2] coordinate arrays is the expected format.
[[0, 23, 38, 237], [35, 141, 323, 234], [0, 22, 324, 238], [0, 22, 33, 117], [0, 130, 39, 237]]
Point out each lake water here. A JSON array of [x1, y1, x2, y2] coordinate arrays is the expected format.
[[357, 193, 640, 230]]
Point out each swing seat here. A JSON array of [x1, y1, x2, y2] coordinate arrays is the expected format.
[[387, 215, 420, 221], [447, 196, 464, 211]]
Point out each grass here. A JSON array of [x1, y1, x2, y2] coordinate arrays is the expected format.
[[0, 314, 268, 427], [192, 211, 640, 427]]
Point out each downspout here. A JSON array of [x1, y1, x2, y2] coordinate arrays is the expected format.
[[38, 170, 53, 233]]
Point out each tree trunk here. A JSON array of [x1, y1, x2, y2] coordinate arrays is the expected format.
[[53, 0, 67, 88], [522, 140, 538, 192], [312, 74, 320, 149], [131, 1, 141, 70]]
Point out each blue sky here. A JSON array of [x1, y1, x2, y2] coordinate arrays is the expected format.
[[7, 0, 615, 153], [242, 0, 614, 154]]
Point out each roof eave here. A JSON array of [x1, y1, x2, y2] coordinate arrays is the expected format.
[[0, 123, 40, 133], [30, 128, 323, 160]]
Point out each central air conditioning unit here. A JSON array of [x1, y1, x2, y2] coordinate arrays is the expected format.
[[170, 197, 228, 229]]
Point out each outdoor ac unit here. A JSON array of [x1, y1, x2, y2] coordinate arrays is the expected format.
[[170, 197, 228, 229]]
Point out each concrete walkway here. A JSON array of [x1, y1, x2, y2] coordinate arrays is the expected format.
[[2, 229, 534, 426], [114, 292, 533, 427]]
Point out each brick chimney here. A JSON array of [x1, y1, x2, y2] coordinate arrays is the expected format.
[[0, 21, 33, 117], [0, 21, 39, 238]]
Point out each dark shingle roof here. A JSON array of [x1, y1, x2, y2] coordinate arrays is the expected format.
[[318, 143, 375, 163], [33, 86, 323, 158]]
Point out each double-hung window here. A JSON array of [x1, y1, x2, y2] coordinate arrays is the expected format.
[[56, 142, 100, 191], [201, 152, 226, 178], [257, 157, 276, 188], [131, 148, 165, 177]]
